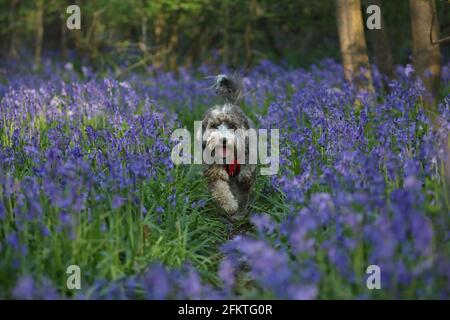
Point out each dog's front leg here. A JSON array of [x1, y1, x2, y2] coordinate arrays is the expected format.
[[210, 179, 239, 215], [205, 166, 238, 215], [237, 164, 256, 190]]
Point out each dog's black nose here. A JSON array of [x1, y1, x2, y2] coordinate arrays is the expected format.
[[222, 138, 227, 146]]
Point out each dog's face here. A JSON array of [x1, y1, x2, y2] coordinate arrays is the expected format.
[[200, 104, 249, 164], [205, 120, 236, 161]]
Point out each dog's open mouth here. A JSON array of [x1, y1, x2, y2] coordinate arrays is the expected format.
[[211, 144, 241, 177], [224, 160, 240, 177], [222, 146, 228, 158], [215, 145, 230, 159], [222, 146, 240, 177]]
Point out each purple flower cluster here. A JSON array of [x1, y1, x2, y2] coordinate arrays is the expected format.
[[1, 57, 449, 299], [223, 61, 450, 299]]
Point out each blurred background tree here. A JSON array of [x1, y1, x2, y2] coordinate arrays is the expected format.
[[410, 0, 442, 108], [335, 0, 374, 93], [0, 0, 448, 72]]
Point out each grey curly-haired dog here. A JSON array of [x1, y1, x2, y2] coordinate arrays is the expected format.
[[197, 74, 256, 220]]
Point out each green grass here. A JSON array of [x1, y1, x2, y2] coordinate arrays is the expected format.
[[0, 100, 289, 298], [3, 80, 448, 299]]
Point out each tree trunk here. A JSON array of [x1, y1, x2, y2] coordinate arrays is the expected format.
[[60, 12, 68, 60], [167, 16, 179, 71], [369, 0, 394, 83], [244, 0, 257, 67], [409, 0, 441, 108], [335, 0, 374, 93], [140, 15, 148, 56], [153, 14, 165, 69], [8, 0, 20, 59], [244, 21, 252, 67], [223, 2, 230, 66], [34, 0, 45, 67]]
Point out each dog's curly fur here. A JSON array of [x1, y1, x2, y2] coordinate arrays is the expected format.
[[198, 74, 256, 220]]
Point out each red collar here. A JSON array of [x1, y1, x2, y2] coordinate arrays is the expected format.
[[224, 158, 241, 177]]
